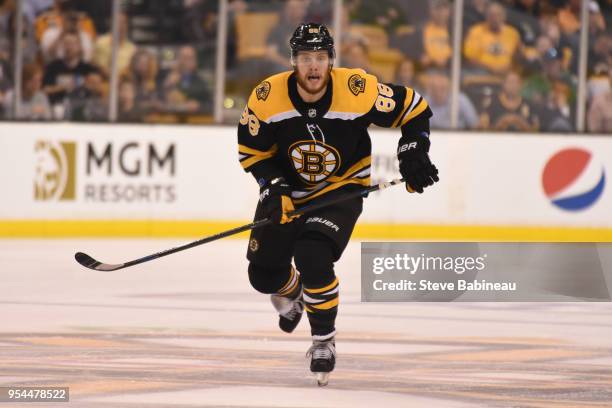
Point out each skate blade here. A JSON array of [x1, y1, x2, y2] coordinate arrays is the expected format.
[[315, 372, 329, 386]]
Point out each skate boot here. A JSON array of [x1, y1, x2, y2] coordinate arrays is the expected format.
[[270, 287, 304, 333], [306, 337, 336, 386]]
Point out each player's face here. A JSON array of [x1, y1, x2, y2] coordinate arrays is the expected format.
[[294, 50, 332, 95]]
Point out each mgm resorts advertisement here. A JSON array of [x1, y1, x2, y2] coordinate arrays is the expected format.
[[34, 139, 176, 204], [362, 243, 612, 302], [1, 123, 610, 227], [0, 123, 257, 221]]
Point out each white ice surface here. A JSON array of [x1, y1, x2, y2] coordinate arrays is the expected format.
[[1, 239, 612, 407]]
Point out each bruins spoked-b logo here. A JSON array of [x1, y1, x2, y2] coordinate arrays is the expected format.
[[289, 141, 341, 184], [34, 140, 76, 201], [249, 238, 259, 252], [255, 81, 271, 101], [348, 74, 366, 96]]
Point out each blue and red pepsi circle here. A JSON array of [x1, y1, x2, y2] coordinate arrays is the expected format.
[[542, 148, 605, 211]]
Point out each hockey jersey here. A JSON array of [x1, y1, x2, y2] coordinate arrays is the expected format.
[[237, 67, 432, 204]]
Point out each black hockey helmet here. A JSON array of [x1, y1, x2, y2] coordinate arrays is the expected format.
[[289, 23, 335, 59]]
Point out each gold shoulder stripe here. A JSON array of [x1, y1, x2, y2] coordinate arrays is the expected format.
[[247, 71, 294, 122], [328, 68, 378, 117]]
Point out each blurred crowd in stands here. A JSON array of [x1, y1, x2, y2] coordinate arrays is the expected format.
[[0, 0, 215, 123], [0, 0, 610, 132]]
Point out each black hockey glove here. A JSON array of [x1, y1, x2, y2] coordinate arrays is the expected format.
[[259, 177, 299, 224], [397, 133, 439, 193]]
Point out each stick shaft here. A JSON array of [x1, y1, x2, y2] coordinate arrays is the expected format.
[[288, 178, 404, 217], [79, 178, 405, 271], [121, 218, 271, 268], [127, 178, 404, 266]]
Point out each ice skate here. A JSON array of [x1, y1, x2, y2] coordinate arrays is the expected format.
[[306, 338, 336, 386], [270, 288, 304, 333]]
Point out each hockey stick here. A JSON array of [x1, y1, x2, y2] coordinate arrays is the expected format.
[[75, 178, 405, 272]]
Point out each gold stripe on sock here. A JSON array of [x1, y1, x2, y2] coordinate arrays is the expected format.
[[304, 278, 338, 294], [278, 279, 299, 296], [277, 267, 296, 294], [309, 297, 339, 310]]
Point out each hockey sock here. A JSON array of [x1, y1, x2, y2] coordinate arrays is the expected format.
[[294, 233, 339, 340], [276, 266, 301, 299], [248, 263, 294, 294], [303, 278, 339, 340]]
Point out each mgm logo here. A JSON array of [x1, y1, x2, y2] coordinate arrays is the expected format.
[[289, 141, 340, 184], [34, 140, 76, 201]]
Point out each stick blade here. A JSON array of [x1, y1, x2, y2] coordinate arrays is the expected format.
[[74, 252, 124, 272]]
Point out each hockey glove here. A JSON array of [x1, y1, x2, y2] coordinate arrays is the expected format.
[[259, 177, 299, 224], [397, 133, 439, 193]]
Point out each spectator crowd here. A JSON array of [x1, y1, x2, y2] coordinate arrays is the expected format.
[[0, 0, 610, 132], [0, 0, 214, 123], [223, 0, 609, 132]]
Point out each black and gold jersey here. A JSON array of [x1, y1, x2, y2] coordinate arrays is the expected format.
[[237, 67, 432, 204]]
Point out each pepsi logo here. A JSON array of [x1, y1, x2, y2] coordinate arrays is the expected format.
[[542, 148, 605, 211]]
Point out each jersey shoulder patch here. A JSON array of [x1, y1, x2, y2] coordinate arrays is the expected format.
[[327, 68, 379, 119], [348, 72, 367, 95], [247, 71, 295, 123], [255, 80, 272, 101]]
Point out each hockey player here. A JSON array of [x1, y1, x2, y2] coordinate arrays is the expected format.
[[237, 23, 438, 386]]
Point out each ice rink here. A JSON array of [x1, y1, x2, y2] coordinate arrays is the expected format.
[[2, 238, 612, 407]]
